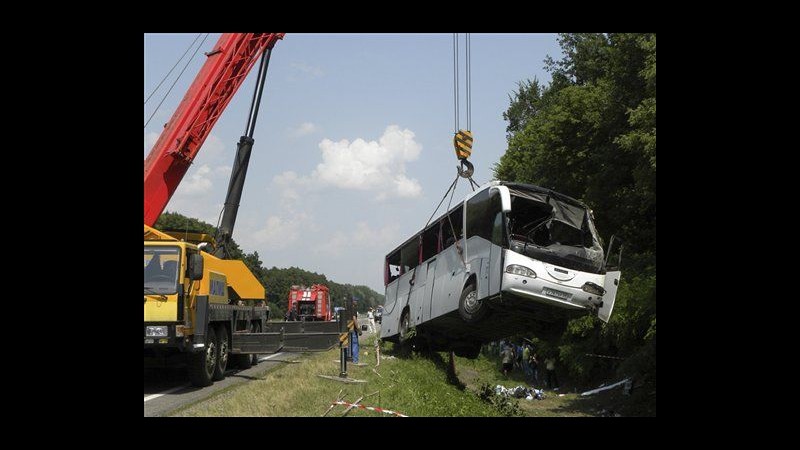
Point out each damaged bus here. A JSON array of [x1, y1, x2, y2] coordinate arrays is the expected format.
[[379, 181, 621, 358]]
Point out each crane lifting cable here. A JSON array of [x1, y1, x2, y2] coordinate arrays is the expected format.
[[452, 33, 476, 181], [402, 35, 479, 305], [420, 33, 481, 240]]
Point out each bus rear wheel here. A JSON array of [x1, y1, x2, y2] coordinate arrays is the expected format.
[[458, 284, 488, 324], [398, 310, 411, 345]]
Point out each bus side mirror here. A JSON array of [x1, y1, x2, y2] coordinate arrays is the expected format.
[[491, 186, 512, 213], [189, 254, 204, 280], [604, 235, 624, 271]]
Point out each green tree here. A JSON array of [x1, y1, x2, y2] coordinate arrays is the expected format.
[[154, 211, 385, 316], [494, 33, 656, 398]]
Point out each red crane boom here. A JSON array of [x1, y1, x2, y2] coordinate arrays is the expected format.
[[144, 33, 284, 226]]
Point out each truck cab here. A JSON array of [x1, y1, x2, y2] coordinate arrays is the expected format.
[[144, 238, 207, 354]]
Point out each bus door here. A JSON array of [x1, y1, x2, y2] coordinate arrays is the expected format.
[[410, 259, 428, 326], [598, 271, 621, 323], [422, 258, 437, 322], [465, 188, 504, 299]]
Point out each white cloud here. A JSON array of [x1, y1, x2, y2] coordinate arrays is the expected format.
[[201, 134, 226, 159], [317, 231, 349, 255], [290, 61, 324, 78], [272, 170, 310, 205], [179, 164, 213, 195], [310, 125, 423, 199], [289, 122, 318, 138], [251, 212, 312, 250], [393, 175, 423, 198], [144, 131, 159, 154], [213, 165, 232, 176], [317, 222, 400, 255]]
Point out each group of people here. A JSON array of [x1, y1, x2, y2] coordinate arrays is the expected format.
[[497, 341, 559, 390]]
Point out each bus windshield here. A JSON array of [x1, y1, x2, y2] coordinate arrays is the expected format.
[[505, 186, 604, 274]]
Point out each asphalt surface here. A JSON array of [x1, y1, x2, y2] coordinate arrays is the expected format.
[[143, 352, 299, 417]]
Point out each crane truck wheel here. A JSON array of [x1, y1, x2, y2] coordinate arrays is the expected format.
[[250, 321, 262, 366], [188, 326, 217, 387], [212, 324, 230, 381]]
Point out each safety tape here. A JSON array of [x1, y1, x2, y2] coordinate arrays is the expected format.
[[332, 400, 408, 417]]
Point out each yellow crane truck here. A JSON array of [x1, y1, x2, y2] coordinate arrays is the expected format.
[[144, 33, 337, 387]]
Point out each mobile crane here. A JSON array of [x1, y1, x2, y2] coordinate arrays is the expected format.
[[144, 33, 338, 387]]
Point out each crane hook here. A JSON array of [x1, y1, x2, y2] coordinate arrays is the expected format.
[[457, 159, 474, 178], [453, 129, 474, 178]]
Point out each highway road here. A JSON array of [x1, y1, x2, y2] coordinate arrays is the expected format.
[[144, 352, 300, 417], [144, 314, 376, 417]]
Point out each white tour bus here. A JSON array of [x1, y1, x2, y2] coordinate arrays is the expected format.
[[379, 181, 621, 358]]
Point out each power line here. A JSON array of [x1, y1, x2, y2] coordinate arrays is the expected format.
[[144, 33, 202, 105], [144, 33, 209, 129]]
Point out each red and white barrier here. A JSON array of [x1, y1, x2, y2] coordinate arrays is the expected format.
[[331, 400, 408, 417]]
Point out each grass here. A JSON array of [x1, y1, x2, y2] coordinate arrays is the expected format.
[[170, 334, 651, 416], [171, 334, 499, 417]]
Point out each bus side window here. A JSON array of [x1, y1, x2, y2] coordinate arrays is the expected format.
[[386, 250, 402, 283], [442, 205, 464, 248], [400, 240, 419, 273], [421, 223, 439, 261], [467, 189, 502, 242]]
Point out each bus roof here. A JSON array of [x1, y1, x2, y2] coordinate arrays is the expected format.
[[384, 181, 591, 258]]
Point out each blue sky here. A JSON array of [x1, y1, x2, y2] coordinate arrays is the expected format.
[[144, 33, 562, 293]]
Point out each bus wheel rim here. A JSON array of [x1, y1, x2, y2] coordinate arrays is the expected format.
[[464, 290, 481, 314]]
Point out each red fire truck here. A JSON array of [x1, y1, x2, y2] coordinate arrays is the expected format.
[[287, 284, 332, 321]]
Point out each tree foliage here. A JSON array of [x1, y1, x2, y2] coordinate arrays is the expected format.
[[494, 33, 656, 391], [155, 211, 384, 319]]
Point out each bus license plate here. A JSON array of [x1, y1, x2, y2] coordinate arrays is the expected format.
[[543, 287, 571, 301]]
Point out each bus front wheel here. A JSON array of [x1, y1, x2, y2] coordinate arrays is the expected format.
[[212, 324, 229, 381], [458, 284, 488, 324]]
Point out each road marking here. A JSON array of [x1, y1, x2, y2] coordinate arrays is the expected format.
[[258, 352, 285, 362], [144, 384, 189, 402], [144, 352, 286, 403]]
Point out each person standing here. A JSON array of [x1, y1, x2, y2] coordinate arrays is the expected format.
[[545, 355, 559, 390], [501, 344, 514, 377], [349, 300, 361, 363], [367, 308, 376, 333], [522, 344, 532, 383], [530, 352, 540, 387]]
